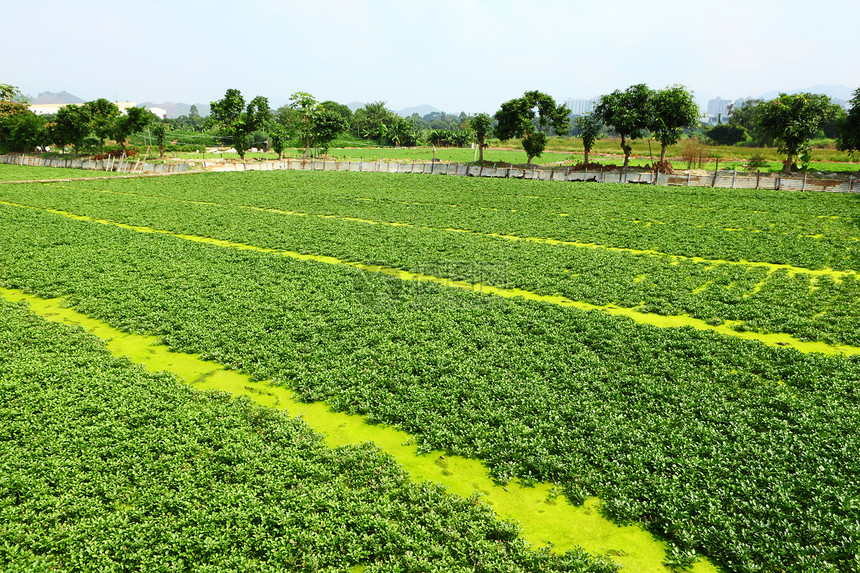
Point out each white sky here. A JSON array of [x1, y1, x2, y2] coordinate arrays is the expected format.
[[5, 0, 858, 113]]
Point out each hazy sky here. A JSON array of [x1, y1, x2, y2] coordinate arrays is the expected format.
[[5, 0, 858, 112]]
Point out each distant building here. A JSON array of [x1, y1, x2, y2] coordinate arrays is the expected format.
[[565, 98, 596, 116], [28, 101, 138, 116], [147, 106, 168, 119], [705, 97, 733, 124]]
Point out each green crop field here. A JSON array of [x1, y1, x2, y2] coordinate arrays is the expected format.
[[2, 166, 860, 572]]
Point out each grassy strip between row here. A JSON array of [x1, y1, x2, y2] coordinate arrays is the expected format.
[[0, 296, 616, 573], [1, 203, 859, 572]]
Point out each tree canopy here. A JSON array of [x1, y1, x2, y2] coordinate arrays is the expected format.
[[210, 89, 271, 159], [595, 84, 653, 168], [470, 113, 492, 163], [759, 93, 837, 173], [837, 86, 860, 157], [650, 85, 699, 163], [573, 113, 603, 166], [494, 91, 569, 164]]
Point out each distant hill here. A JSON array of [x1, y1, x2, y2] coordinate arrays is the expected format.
[[345, 102, 444, 118], [398, 104, 440, 118], [757, 84, 854, 102], [31, 91, 84, 105], [140, 102, 210, 119]]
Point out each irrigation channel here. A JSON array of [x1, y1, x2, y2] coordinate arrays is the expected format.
[[0, 287, 719, 573]]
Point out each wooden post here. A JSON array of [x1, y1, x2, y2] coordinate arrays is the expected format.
[[776, 173, 781, 190], [712, 169, 718, 188], [756, 170, 761, 189], [686, 170, 691, 186], [802, 173, 807, 191], [731, 170, 736, 189], [849, 175, 854, 192]]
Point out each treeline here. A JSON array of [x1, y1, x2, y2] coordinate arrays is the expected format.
[[2, 82, 859, 173]]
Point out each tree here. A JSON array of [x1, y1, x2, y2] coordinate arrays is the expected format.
[[311, 108, 348, 154], [114, 107, 155, 153], [83, 99, 120, 154], [706, 124, 748, 146], [837, 86, 860, 158], [0, 84, 29, 104], [595, 84, 653, 168], [727, 99, 771, 146], [494, 90, 569, 164], [352, 102, 397, 140], [0, 84, 33, 150], [650, 85, 699, 163], [290, 92, 319, 159], [470, 113, 492, 163], [49, 104, 91, 152], [319, 101, 352, 126], [210, 89, 271, 159], [759, 93, 837, 173], [150, 121, 168, 158], [573, 113, 603, 165]]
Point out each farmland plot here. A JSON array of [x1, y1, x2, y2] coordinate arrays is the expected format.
[[1, 169, 860, 572]]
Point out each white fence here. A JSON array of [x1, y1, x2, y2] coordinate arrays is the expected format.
[[2, 153, 857, 193], [0, 153, 190, 174]]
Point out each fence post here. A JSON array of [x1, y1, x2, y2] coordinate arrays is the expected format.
[[731, 170, 736, 189], [776, 173, 781, 190], [850, 175, 854, 192], [712, 169, 718, 188], [686, 170, 691, 186], [756, 170, 761, 190], [802, 173, 807, 191]]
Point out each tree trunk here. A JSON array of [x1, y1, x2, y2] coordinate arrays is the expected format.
[[660, 144, 667, 163], [621, 135, 630, 168], [478, 142, 484, 163], [783, 150, 794, 174], [584, 148, 590, 165]]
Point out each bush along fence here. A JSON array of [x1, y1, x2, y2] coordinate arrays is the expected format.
[[0, 153, 191, 174], [2, 153, 857, 192]]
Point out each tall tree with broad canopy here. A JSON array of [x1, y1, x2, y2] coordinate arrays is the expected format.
[[83, 99, 120, 154], [573, 113, 603, 166], [759, 93, 837, 173], [114, 107, 155, 153], [650, 85, 700, 163], [290, 92, 319, 159], [595, 84, 654, 168], [49, 104, 92, 153], [494, 91, 570, 165], [837, 86, 860, 159], [470, 113, 492, 163], [210, 89, 271, 160]]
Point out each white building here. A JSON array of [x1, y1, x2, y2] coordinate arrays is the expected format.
[[706, 97, 732, 123], [565, 98, 596, 116], [28, 101, 138, 116]]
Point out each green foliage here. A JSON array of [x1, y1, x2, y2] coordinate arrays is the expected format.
[[595, 84, 654, 167], [471, 113, 492, 162], [0, 297, 616, 572], [83, 98, 120, 153], [210, 89, 271, 159], [650, 85, 700, 162], [837, 86, 860, 157], [573, 113, 603, 164], [352, 101, 398, 142], [2, 171, 860, 572], [759, 93, 838, 173], [113, 106, 155, 152], [49, 104, 91, 152], [495, 91, 570, 164], [706, 124, 748, 146], [0, 83, 29, 104]]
